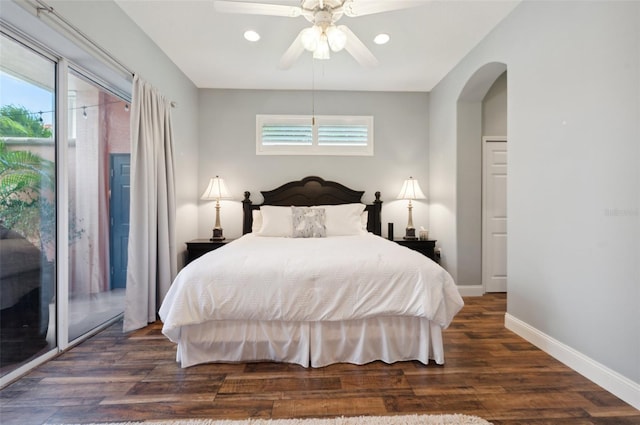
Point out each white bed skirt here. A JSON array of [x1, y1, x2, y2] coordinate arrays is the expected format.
[[176, 316, 444, 368]]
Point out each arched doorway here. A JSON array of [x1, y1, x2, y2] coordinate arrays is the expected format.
[[456, 63, 507, 293]]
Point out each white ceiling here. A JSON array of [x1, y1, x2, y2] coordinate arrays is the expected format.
[[114, 0, 520, 92]]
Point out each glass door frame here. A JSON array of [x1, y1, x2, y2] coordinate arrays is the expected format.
[[0, 29, 60, 386], [0, 27, 131, 387]]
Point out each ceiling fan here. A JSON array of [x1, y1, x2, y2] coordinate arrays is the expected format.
[[214, 0, 424, 69]]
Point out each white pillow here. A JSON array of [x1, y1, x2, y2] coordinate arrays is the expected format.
[[256, 205, 292, 237], [251, 210, 262, 233], [360, 210, 369, 232], [320, 203, 367, 236]]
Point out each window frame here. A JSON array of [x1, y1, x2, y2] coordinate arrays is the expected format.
[[256, 114, 374, 156]]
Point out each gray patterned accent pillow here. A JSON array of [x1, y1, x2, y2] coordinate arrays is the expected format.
[[291, 207, 326, 238]]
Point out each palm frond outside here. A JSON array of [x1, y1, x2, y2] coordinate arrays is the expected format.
[[0, 141, 55, 249]]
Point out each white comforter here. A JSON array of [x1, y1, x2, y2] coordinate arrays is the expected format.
[[159, 233, 463, 343]]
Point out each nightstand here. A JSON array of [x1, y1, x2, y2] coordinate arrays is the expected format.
[[185, 239, 233, 264], [394, 239, 437, 262]]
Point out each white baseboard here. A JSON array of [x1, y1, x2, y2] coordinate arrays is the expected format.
[[456, 285, 484, 296], [505, 313, 640, 410]]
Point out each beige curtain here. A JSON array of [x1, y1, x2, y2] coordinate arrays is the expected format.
[[123, 75, 176, 332]]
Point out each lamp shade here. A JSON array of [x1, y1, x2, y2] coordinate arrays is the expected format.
[[326, 25, 346, 52], [201, 176, 230, 201], [397, 177, 426, 200], [301, 25, 322, 51], [313, 34, 331, 60]]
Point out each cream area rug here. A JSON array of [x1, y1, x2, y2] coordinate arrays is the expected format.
[[58, 414, 493, 425]]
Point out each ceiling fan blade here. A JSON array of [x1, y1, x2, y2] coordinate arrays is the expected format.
[[339, 25, 379, 68], [278, 30, 306, 70], [342, 0, 424, 17], [214, 0, 302, 17]]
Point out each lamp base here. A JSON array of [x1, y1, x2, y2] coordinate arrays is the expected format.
[[403, 227, 418, 240], [210, 227, 225, 241]]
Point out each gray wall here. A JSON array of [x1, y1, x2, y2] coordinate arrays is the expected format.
[[197, 89, 431, 241], [483, 72, 507, 136], [430, 0, 639, 391]]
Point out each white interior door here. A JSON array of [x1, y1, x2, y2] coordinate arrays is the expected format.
[[482, 138, 507, 292]]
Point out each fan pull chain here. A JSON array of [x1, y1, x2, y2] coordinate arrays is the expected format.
[[311, 59, 315, 125]]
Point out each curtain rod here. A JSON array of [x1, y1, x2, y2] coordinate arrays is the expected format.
[[34, 0, 134, 78], [33, 0, 177, 108]]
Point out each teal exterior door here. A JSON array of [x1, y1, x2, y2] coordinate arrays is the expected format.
[[109, 154, 130, 289]]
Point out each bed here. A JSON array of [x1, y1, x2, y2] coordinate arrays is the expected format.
[[159, 176, 463, 368]]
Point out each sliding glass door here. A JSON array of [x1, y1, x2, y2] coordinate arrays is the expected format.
[[1, 30, 131, 382], [0, 33, 57, 375]]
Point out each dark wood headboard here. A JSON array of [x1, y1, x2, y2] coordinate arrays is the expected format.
[[242, 176, 382, 235]]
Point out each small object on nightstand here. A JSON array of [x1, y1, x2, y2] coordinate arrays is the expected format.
[[387, 223, 394, 240], [419, 227, 428, 241]]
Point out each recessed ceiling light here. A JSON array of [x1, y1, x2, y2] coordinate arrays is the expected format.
[[374, 33, 390, 45], [244, 30, 261, 42]]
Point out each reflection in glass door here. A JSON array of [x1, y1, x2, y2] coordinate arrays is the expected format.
[[0, 33, 57, 376], [66, 71, 130, 341]]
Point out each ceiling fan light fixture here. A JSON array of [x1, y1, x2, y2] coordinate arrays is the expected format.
[[326, 25, 346, 52], [243, 30, 261, 42], [301, 25, 322, 51], [215, 0, 424, 69], [374, 33, 390, 45], [313, 34, 331, 59]]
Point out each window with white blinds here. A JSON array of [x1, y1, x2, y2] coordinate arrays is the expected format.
[[256, 115, 373, 156]]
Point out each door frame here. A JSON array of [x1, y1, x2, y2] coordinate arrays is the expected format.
[[482, 136, 507, 293]]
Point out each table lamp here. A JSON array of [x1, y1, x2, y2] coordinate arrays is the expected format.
[[201, 176, 231, 241], [397, 176, 426, 240]]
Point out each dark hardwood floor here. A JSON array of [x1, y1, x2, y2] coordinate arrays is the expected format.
[[1, 294, 638, 425]]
